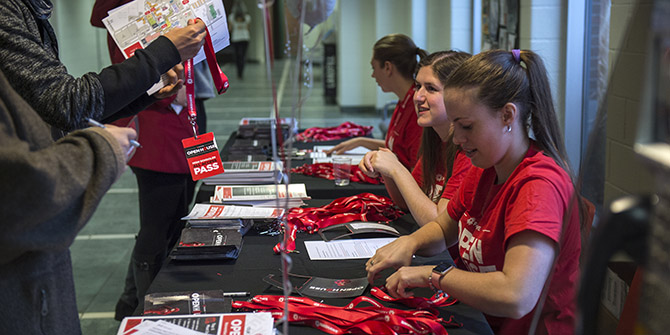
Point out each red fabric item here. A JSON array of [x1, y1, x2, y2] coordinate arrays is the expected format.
[[369, 287, 459, 310], [296, 121, 373, 142], [111, 106, 195, 173], [291, 162, 382, 184], [410, 151, 472, 202], [385, 86, 422, 170], [232, 294, 460, 335], [91, 0, 127, 64], [273, 193, 404, 253], [446, 144, 580, 335]]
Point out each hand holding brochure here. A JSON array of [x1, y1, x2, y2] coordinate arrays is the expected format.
[[101, 0, 230, 94]]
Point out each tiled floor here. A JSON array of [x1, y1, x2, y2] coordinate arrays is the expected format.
[[72, 59, 384, 334]]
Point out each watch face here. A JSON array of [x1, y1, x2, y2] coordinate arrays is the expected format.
[[433, 263, 452, 274]]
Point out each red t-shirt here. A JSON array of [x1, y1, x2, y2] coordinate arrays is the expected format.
[[411, 151, 472, 202], [447, 145, 580, 334], [385, 86, 421, 170]]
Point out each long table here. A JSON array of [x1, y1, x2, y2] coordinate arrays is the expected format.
[[148, 199, 492, 334], [148, 132, 493, 334]]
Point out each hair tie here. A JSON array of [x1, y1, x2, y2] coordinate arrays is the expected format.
[[511, 49, 521, 64]]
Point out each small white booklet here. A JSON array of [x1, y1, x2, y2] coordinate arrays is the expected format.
[[211, 184, 310, 202], [304, 238, 397, 260], [101, 0, 230, 94], [182, 204, 284, 220]]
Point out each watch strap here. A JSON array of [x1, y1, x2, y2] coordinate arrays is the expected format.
[[430, 264, 454, 292]]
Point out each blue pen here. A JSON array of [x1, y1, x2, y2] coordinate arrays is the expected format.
[[86, 118, 141, 149]]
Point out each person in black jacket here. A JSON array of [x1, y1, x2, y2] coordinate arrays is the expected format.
[[0, 0, 207, 138]]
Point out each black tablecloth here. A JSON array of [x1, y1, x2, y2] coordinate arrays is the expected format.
[[148, 198, 492, 334]]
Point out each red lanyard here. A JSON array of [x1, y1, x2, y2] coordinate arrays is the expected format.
[[273, 193, 404, 253], [295, 122, 373, 142], [232, 294, 460, 335], [185, 18, 229, 138], [291, 163, 383, 184], [369, 287, 459, 309]]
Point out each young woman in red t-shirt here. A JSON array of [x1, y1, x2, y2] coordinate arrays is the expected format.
[[366, 50, 583, 334], [358, 51, 472, 226], [326, 34, 425, 170]]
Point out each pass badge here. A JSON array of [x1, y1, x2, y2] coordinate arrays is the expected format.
[[182, 132, 224, 181]]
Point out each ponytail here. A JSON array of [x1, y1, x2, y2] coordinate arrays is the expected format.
[[520, 51, 570, 173], [444, 49, 570, 173], [373, 34, 424, 80]]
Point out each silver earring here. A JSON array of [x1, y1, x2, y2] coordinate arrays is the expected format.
[[507, 125, 512, 133]]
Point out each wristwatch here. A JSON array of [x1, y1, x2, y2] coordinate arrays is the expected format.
[[429, 262, 454, 292]]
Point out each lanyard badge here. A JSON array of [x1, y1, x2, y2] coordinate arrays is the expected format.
[[181, 18, 229, 181], [182, 132, 223, 180]]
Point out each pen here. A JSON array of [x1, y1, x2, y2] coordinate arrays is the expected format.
[[86, 118, 141, 148], [222, 291, 251, 297]]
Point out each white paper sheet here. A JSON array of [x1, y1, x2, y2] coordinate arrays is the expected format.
[[129, 320, 205, 335], [304, 238, 397, 260]]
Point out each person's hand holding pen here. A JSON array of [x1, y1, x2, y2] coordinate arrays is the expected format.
[[87, 118, 140, 161]]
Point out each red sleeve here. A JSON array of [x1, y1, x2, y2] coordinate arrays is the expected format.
[[441, 151, 472, 199], [90, 0, 130, 64], [447, 166, 480, 222], [90, 0, 122, 28], [410, 158, 423, 187], [384, 87, 422, 169], [503, 177, 567, 247], [390, 117, 422, 169]]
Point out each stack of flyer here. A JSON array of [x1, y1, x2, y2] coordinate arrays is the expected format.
[[117, 312, 274, 335], [182, 204, 285, 222], [202, 161, 283, 185], [172, 226, 244, 260], [237, 117, 296, 140], [186, 218, 254, 236], [239, 117, 298, 134], [209, 183, 310, 208], [177, 205, 284, 260]]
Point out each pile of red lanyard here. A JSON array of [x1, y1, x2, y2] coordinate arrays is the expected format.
[[274, 193, 404, 253], [369, 287, 459, 310], [291, 162, 382, 184], [232, 293, 461, 335], [295, 121, 373, 142]]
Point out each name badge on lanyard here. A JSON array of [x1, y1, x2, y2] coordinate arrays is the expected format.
[[182, 132, 223, 180], [181, 18, 228, 180]]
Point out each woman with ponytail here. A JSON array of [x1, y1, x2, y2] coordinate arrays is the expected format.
[[327, 34, 425, 169], [366, 49, 581, 334]]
